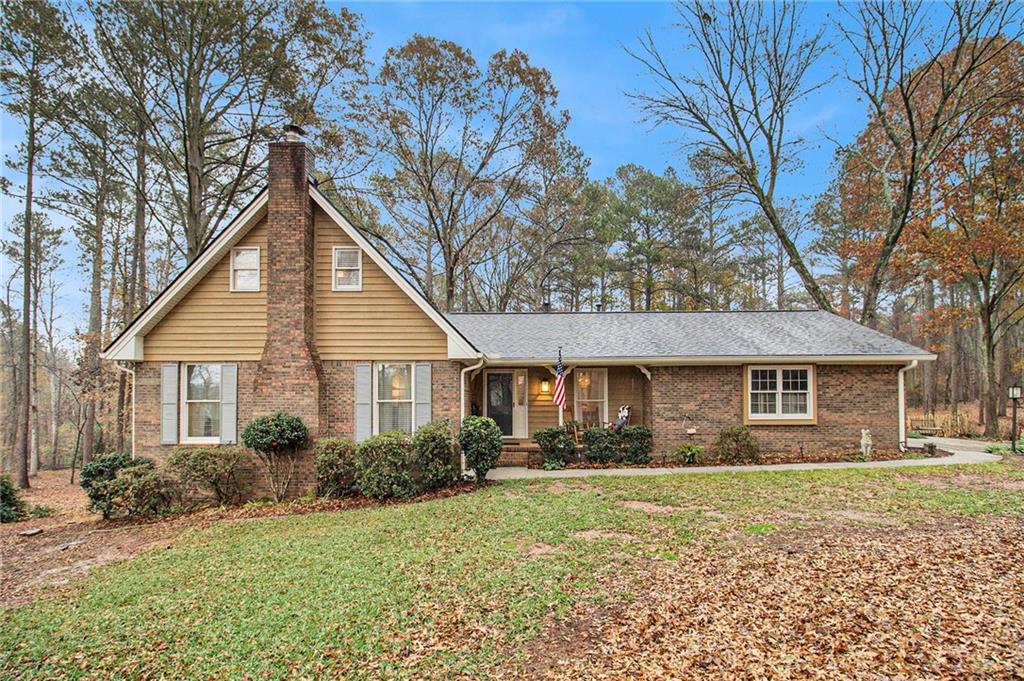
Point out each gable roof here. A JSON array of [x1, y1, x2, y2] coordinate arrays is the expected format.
[[102, 182, 478, 361], [447, 310, 934, 364]]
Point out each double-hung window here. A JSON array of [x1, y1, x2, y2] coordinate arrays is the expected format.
[[375, 363, 413, 434], [181, 364, 221, 443], [332, 246, 362, 291], [229, 247, 260, 292], [574, 368, 608, 428], [746, 366, 814, 422]]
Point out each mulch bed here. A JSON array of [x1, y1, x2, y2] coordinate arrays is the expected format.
[[512, 516, 1024, 679], [534, 448, 942, 470]]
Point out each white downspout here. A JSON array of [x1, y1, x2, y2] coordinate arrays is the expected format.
[[460, 356, 486, 477], [898, 360, 918, 452], [115, 363, 136, 459]]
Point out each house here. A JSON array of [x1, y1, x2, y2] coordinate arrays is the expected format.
[[101, 128, 935, 496]]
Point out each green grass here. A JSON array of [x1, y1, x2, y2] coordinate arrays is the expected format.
[[4, 461, 1024, 679]]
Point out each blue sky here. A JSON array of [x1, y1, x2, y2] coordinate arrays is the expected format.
[[2, 1, 872, 343]]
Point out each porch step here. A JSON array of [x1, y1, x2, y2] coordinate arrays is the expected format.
[[498, 442, 539, 467]]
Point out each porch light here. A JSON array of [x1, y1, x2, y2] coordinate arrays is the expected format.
[[540, 379, 551, 394], [578, 372, 591, 390]]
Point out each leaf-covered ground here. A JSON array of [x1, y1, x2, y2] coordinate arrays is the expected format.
[[3, 460, 1024, 679]]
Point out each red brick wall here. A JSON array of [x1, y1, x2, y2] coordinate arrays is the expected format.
[[650, 364, 901, 459], [134, 360, 467, 498]]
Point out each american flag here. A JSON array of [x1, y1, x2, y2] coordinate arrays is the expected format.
[[553, 347, 567, 411]]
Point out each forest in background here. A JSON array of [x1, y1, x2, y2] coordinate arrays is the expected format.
[[1, 0, 1022, 487]]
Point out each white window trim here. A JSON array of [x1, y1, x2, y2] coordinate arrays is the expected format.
[[574, 367, 608, 426], [332, 246, 363, 292], [745, 365, 815, 421], [228, 246, 260, 292], [180, 363, 221, 444], [372, 362, 415, 435]]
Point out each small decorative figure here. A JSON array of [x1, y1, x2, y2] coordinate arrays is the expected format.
[[860, 428, 873, 459]]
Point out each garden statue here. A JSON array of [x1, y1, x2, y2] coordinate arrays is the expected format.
[[860, 428, 873, 458]]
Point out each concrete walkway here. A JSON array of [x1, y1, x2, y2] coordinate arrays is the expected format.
[[486, 436, 1004, 480]]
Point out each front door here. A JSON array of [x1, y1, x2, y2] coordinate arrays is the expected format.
[[485, 370, 528, 438]]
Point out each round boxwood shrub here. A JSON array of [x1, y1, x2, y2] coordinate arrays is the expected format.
[[96, 464, 179, 518], [1, 473, 27, 523], [355, 431, 417, 500], [314, 438, 358, 498], [582, 427, 620, 464], [532, 427, 575, 468], [620, 425, 652, 465], [713, 425, 761, 464], [241, 412, 308, 501], [80, 453, 137, 519], [459, 415, 502, 485], [413, 419, 456, 491], [167, 446, 244, 505]]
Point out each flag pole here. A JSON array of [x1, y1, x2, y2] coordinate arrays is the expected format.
[[557, 345, 564, 428]]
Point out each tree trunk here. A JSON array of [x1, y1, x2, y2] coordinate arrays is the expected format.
[[947, 284, 960, 433], [82, 194, 106, 466], [13, 110, 37, 489], [922, 280, 935, 414], [50, 368, 62, 468]]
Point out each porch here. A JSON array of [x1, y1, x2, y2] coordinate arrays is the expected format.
[[465, 364, 652, 466]]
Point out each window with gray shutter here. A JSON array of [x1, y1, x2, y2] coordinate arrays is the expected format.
[[354, 363, 372, 442], [220, 364, 238, 444], [414, 362, 432, 430], [160, 363, 179, 444]]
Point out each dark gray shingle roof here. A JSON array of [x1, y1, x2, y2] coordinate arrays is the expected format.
[[447, 310, 931, 361]]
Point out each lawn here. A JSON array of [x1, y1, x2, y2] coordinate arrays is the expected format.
[[3, 460, 1024, 679]]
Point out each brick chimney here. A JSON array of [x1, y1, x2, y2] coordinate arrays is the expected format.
[[253, 125, 324, 434]]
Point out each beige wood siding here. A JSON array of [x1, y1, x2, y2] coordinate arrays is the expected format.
[[145, 220, 268, 360], [314, 209, 448, 360]]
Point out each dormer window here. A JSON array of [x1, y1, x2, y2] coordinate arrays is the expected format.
[[332, 246, 362, 291], [229, 247, 260, 292]]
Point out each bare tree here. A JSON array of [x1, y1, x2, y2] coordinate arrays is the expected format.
[[630, 0, 834, 312], [837, 0, 1023, 326], [358, 35, 568, 311]]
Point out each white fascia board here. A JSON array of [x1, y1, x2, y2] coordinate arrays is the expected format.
[[476, 354, 937, 367], [309, 185, 481, 361], [100, 190, 269, 361]]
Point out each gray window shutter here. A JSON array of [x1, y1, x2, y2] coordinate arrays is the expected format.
[[160, 363, 179, 445], [220, 364, 238, 444], [354, 363, 372, 443], [414, 362, 432, 430]]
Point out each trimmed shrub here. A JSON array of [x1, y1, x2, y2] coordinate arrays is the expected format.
[[672, 443, 704, 465], [314, 438, 358, 498], [713, 425, 761, 464], [620, 425, 652, 465], [355, 432, 417, 500], [241, 412, 308, 501], [80, 453, 137, 519], [413, 420, 456, 492], [532, 427, 575, 467], [583, 428, 620, 464], [167, 446, 244, 505], [459, 415, 502, 485], [0, 473, 27, 523], [95, 464, 179, 518]]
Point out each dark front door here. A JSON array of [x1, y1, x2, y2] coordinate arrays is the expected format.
[[486, 372, 514, 436]]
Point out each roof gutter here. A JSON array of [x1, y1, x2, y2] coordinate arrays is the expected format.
[[477, 354, 937, 367], [459, 355, 487, 479], [898, 360, 919, 452]]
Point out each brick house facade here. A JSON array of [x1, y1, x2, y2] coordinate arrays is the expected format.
[[103, 129, 933, 499]]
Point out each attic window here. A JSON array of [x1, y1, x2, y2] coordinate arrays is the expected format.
[[332, 246, 362, 291], [229, 247, 260, 292]]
